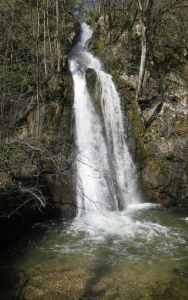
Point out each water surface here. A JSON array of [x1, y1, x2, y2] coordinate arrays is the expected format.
[[1, 204, 188, 300]]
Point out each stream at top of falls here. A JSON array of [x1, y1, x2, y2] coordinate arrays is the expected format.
[[1, 23, 188, 300]]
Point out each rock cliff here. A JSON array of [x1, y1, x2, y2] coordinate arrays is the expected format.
[[87, 16, 188, 208]]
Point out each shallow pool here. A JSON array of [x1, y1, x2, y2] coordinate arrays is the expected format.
[[1, 203, 188, 299]]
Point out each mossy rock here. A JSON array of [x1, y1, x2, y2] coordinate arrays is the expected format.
[[93, 40, 104, 53], [137, 147, 148, 160]]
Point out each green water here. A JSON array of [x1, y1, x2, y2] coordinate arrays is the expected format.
[[1, 204, 188, 300]]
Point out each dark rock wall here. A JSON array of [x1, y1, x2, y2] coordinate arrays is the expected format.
[[117, 75, 188, 208]]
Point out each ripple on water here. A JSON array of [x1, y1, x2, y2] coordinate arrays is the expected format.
[[0, 205, 188, 300]]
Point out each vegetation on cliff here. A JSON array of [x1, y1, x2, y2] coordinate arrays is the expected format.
[[0, 0, 79, 217], [87, 0, 188, 206]]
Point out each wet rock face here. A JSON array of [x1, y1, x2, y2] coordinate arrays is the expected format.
[[141, 160, 173, 204], [86, 68, 102, 112], [120, 73, 188, 207], [47, 174, 77, 218], [25, 74, 77, 216], [141, 75, 188, 206]]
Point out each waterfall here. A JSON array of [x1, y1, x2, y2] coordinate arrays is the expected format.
[[69, 23, 139, 216]]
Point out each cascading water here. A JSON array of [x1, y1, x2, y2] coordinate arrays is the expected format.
[[69, 23, 139, 216]]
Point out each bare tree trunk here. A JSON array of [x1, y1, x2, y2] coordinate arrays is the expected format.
[[43, 8, 47, 77], [37, 0, 40, 38], [136, 0, 154, 102], [36, 0, 40, 139], [31, 8, 35, 38], [56, 0, 61, 73], [97, 0, 102, 16], [136, 13, 147, 101], [46, 0, 53, 69]]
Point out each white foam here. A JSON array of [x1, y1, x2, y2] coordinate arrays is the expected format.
[[125, 203, 160, 211], [70, 207, 170, 247], [79, 23, 93, 47]]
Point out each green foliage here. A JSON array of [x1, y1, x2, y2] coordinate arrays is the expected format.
[[154, 47, 186, 73], [175, 119, 188, 130], [137, 146, 148, 161], [93, 40, 104, 53], [48, 75, 60, 92], [87, 7, 96, 18], [110, 58, 120, 71]]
